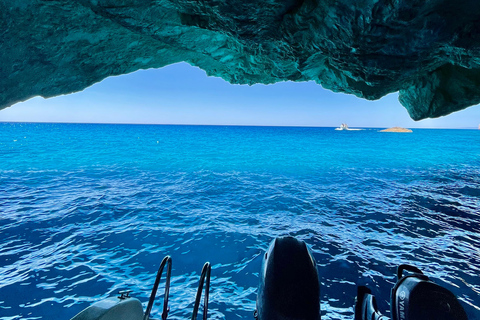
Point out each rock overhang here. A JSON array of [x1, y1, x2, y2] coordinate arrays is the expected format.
[[2, 0, 480, 120]]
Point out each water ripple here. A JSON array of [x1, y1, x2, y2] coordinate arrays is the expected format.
[[1, 124, 479, 319]]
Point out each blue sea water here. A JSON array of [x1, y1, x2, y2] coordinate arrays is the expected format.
[[0, 122, 479, 320]]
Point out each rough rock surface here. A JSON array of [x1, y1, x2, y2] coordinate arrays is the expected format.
[[379, 127, 412, 132], [2, 0, 480, 120]]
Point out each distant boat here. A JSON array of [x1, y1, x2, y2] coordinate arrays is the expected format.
[[335, 123, 362, 131]]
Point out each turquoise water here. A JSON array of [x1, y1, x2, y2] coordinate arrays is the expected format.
[[0, 122, 479, 319]]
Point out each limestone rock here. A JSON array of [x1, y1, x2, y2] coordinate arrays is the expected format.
[[379, 127, 413, 132], [2, 0, 480, 120]]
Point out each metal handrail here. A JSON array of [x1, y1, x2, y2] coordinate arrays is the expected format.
[[191, 262, 211, 320], [144, 255, 172, 320]]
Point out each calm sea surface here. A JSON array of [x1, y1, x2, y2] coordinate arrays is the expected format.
[[0, 123, 479, 320]]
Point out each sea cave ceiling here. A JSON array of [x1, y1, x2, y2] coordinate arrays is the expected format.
[[2, 0, 480, 120]]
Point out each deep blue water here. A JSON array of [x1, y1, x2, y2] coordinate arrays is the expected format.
[[0, 122, 479, 320]]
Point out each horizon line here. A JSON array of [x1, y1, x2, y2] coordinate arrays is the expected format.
[[0, 120, 478, 130]]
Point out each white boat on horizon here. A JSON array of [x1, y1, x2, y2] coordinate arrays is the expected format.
[[335, 123, 362, 131]]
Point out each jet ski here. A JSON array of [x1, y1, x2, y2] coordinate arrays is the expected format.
[[69, 237, 468, 320]]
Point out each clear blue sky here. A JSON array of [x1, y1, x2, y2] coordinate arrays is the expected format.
[[1, 62, 479, 128]]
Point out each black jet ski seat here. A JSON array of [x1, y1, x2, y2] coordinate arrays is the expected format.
[[255, 236, 321, 320]]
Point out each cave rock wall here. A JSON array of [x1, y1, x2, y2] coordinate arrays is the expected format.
[[2, 0, 480, 120]]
